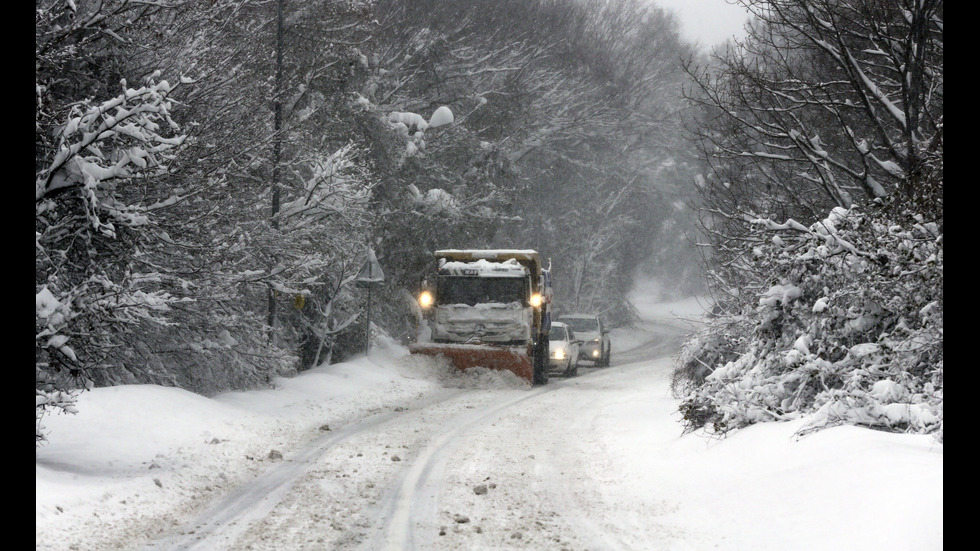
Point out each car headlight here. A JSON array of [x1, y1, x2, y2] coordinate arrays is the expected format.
[[553, 348, 565, 360], [592, 349, 600, 357], [419, 290, 434, 309]]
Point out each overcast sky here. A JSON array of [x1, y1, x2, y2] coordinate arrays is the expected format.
[[655, 0, 750, 49]]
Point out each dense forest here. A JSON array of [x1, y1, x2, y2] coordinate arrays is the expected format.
[[36, 0, 702, 441], [37, 0, 942, 444]]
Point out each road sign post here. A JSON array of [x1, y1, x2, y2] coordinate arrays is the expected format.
[[355, 247, 385, 357]]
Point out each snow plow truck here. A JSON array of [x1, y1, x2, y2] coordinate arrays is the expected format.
[[409, 249, 552, 385]]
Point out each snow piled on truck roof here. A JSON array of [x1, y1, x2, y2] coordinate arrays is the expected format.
[[439, 258, 528, 277], [435, 249, 538, 257]]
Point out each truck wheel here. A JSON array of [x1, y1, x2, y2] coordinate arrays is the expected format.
[[532, 337, 549, 385]]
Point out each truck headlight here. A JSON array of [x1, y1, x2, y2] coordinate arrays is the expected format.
[[419, 290, 434, 309], [529, 293, 543, 308]]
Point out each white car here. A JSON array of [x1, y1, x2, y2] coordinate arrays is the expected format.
[[557, 314, 611, 367], [548, 322, 581, 377]]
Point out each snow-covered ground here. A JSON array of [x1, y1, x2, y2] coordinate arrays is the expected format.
[[36, 286, 943, 551]]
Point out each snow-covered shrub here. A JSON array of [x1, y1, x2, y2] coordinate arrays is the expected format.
[[674, 206, 942, 439]]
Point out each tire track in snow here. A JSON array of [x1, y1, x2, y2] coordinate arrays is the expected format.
[[362, 383, 566, 551], [140, 391, 465, 551], [537, 322, 691, 550]]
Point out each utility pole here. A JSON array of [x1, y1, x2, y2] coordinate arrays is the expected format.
[[267, 0, 285, 343]]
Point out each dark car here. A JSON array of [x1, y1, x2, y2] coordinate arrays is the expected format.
[[556, 314, 611, 366]]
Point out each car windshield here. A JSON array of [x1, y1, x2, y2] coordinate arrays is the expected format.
[[561, 317, 598, 333], [438, 276, 527, 306], [551, 326, 567, 340]]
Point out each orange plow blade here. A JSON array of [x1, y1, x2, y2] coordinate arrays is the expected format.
[[409, 343, 534, 382]]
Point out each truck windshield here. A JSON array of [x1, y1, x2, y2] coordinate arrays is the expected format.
[[438, 276, 527, 306]]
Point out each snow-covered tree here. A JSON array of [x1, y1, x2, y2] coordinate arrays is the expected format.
[[685, 0, 943, 218], [367, 0, 700, 324], [35, 0, 381, 442], [132, 0, 380, 378], [36, 0, 192, 442]]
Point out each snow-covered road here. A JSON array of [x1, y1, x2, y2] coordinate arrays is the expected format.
[[37, 297, 942, 551], [134, 315, 692, 551]]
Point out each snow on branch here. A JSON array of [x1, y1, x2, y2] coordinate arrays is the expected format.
[[37, 76, 186, 235]]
